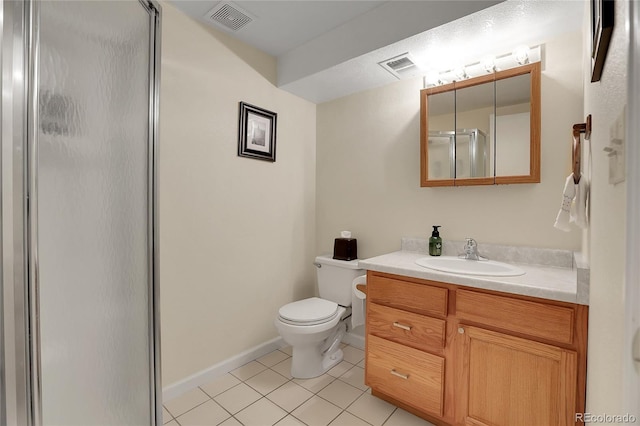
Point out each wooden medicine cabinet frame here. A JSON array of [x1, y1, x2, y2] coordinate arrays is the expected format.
[[420, 62, 541, 187]]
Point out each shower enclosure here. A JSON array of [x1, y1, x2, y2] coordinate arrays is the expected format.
[[427, 129, 489, 179], [1, 1, 162, 424]]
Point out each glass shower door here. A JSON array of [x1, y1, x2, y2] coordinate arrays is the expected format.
[[31, 1, 160, 424]]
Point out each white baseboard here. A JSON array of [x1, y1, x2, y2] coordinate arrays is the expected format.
[[342, 330, 365, 350], [163, 330, 366, 402], [162, 336, 285, 402]]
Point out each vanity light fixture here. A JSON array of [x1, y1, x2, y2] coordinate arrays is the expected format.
[[453, 66, 468, 81], [513, 45, 531, 65], [425, 70, 447, 86], [482, 55, 497, 73], [423, 45, 539, 88]]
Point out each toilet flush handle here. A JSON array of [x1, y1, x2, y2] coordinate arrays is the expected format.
[[314, 262, 322, 268]]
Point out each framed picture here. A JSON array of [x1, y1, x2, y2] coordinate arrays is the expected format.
[[238, 102, 277, 162], [591, 0, 614, 82]]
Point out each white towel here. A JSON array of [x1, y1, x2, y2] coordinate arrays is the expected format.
[[351, 275, 367, 329], [554, 174, 589, 231]]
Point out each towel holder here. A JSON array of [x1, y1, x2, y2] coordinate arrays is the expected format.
[[572, 115, 591, 184]]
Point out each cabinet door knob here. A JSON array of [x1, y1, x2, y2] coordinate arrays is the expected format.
[[393, 322, 412, 331], [390, 369, 409, 380], [458, 327, 465, 334]]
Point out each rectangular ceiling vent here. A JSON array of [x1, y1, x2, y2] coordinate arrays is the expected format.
[[379, 53, 418, 80], [204, 2, 256, 32]]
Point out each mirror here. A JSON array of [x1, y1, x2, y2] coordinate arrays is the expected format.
[[420, 63, 540, 187], [454, 79, 495, 182], [425, 89, 455, 180], [495, 72, 532, 179]]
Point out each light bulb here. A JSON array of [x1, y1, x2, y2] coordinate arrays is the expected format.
[[425, 70, 440, 86], [453, 66, 468, 81], [513, 45, 530, 65], [482, 55, 496, 73]]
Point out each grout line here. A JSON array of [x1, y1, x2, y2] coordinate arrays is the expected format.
[[164, 345, 432, 426], [380, 407, 398, 426]]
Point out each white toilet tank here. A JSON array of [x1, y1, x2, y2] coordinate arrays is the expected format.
[[315, 255, 364, 306]]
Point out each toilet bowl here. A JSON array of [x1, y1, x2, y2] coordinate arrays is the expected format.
[[274, 255, 363, 379], [275, 297, 350, 378]]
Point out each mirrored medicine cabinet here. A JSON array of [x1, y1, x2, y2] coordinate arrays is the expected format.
[[420, 62, 541, 187]]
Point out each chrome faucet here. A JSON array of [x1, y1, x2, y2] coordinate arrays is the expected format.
[[463, 238, 481, 260]]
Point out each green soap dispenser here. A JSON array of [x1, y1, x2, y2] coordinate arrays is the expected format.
[[429, 226, 442, 256]]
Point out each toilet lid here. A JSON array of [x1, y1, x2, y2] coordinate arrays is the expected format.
[[278, 297, 339, 324]]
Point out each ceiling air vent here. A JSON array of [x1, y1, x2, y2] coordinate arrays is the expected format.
[[378, 53, 418, 80], [204, 2, 256, 32]]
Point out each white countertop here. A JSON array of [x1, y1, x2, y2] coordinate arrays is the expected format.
[[359, 250, 586, 305]]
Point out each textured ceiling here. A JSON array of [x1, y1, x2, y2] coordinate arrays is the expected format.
[[170, 0, 585, 104], [170, 0, 387, 57]]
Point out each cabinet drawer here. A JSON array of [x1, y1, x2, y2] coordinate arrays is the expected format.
[[368, 302, 445, 351], [456, 289, 575, 345], [368, 274, 448, 317], [366, 335, 444, 417]]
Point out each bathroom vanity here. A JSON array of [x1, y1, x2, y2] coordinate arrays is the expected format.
[[359, 241, 589, 426]]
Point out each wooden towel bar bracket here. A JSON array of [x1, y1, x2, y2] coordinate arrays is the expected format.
[[572, 114, 591, 184]]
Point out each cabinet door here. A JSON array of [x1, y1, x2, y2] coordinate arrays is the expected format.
[[459, 326, 577, 426]]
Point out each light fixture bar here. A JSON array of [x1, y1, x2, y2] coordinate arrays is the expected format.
[[423, 45, 541, 88]]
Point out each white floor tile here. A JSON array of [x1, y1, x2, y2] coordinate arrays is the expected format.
[[163, 388, 210, 417], [271, 358, 293, 379], [267, 381, 314, 412], [175, 400, 231, 426], [257, 349, 291, 367], [214, 382, 262, 414], [329, 411, 371, 426], [317, 380, 364, 409], [218, 417, 243, 426], [326, 361, 354, 377], [200, 373, 241, 398], [275, 415, 306, 426], [163, 344, 416, 426], [280, 346, 293, 356], [342, 346, 365, 364], [383, 408, 437, 426], [347, 393, 396, 426], [293, 373, 335, 393], [162, 406, 173, 424], [235, 398, 288, 426], [230, 361, 267, 381], [292, 396, 343, 426], [245, 368, 289, 395], [338, 365, 368, 391]]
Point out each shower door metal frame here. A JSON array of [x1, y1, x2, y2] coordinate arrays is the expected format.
[[2, 1, 33, 424], [2, 1, 163, 424]]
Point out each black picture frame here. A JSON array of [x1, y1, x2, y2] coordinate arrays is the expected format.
[[238, 102, 277, 162], [591, 0, 614, 82]]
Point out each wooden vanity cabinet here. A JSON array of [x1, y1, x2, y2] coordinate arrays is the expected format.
[[365, 272, 452, 423], [364, 271, 588, 426]]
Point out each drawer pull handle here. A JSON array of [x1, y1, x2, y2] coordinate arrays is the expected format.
[[390, 369, 409, 380], [393, 322, 412, 331]]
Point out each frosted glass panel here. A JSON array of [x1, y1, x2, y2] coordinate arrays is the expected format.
[[37, 2, 152, 424]]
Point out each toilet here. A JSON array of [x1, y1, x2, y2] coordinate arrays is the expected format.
[[274, 255, 363, 379]]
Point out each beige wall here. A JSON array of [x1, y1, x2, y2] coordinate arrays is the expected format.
[[159, 2, 317, 385], [583, 0, 628, 415], [317, 31, 584, 259]]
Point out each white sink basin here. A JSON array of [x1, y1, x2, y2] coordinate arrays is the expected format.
[[415, 256, 525, 277]]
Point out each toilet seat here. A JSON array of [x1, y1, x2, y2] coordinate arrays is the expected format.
[[278, 297, 339, 326]]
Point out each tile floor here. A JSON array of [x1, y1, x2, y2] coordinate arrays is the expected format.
[[163, 344, 436, 426]]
